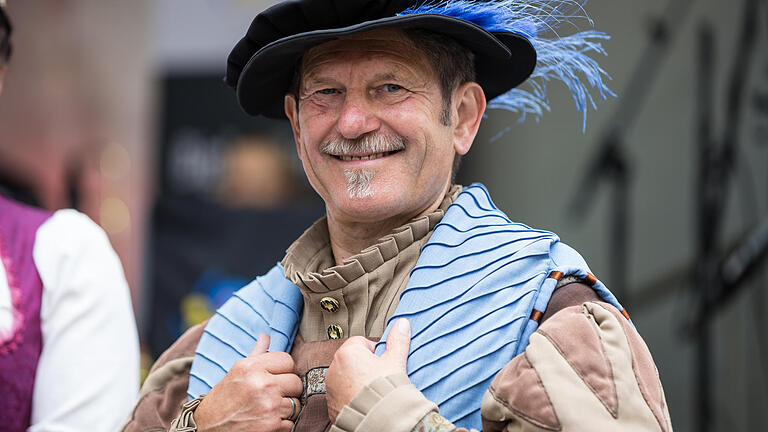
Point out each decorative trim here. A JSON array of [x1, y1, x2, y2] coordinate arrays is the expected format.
[[620, 309, 630, 320], [530, 309, 544, 324], [302, 366, 327, 403], [0, 222, 24, 354], [554, 275, 582, 290], [412, 411, 457, 432], [547, 271, 563, 281], [169, 394, 205, 432]]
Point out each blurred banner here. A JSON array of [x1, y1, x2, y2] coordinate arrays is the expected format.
[[146, 74, 322, 356], [148, 196, 321, 356]]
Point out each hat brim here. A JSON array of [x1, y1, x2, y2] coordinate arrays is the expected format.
[[236, 13, 536, 119]]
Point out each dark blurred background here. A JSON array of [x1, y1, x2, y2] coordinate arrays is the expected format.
[[0, 1, 766, 430]]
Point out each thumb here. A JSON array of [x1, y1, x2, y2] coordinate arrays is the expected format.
[[249, 333, 270, 357], [383, 318, 411, 369]]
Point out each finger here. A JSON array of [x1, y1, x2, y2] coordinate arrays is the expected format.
[[383, 318, 411, 368], [278, 419, 296, 432], [260, 351, 296, 375], [280, 396, 302, 421], [342, 335, 376, 352], [249, 333, 270, 357], [272, 372, 304, 397]]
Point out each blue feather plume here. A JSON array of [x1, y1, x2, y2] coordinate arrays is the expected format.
[[398, 0, 615, 132]]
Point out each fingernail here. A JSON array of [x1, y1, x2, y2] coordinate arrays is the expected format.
[[397, 318, 410, 335]]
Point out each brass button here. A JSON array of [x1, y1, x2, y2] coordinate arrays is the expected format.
[[327, 324, 343, 340], [320, 297, 340, 313]]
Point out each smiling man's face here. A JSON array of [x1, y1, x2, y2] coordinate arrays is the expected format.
[[284, 28, 468, 225]]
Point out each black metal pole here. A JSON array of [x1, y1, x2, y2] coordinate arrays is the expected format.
[[568, 0, 696, 305], [693, 1, 760, 430], [605, 0, 696, 134], [694, 23, 715, 432], [611, 150, 629, 307]]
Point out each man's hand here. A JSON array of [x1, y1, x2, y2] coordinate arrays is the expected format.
[[325, 318, 411, 423], [194, 334, 303, 432]]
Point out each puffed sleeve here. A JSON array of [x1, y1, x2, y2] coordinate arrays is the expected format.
[[479, 300, 672, 432], [121, 321, 206, 431], [30, 209, 140, 432], [331, 284, 672, 432]]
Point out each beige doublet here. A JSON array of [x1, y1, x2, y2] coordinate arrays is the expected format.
[[283, 185, 462, 342], [122, 184, 672, 432]]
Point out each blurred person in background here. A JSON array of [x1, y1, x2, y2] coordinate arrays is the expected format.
[[0, 2, 140, 430], [216, 135, 297, 209], [124, 1, 672, 431]]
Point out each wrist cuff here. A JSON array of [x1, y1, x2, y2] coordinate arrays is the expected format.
[[331, 373, 437, 432], [168, 395, 205, 432]]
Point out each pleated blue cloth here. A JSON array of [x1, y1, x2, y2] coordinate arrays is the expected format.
[[187, 264, 303, 400], [188, 183, 623, 430]]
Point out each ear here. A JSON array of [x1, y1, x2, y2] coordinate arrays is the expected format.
[[284, 94, 303, 158], [451, 82, 486, 155]]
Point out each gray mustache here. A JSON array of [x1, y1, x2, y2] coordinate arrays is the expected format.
[[321, 133, 406, 156]]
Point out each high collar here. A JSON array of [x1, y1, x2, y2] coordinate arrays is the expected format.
[[281, 185, 462, 340], [281, 185, 462, 294]]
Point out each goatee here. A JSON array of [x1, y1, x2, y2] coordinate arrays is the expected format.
[[344, 169, 374, 198], [322, 132, 407, 199]]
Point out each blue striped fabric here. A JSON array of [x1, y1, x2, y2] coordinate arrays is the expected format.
[[374, 184, 624, 429], [187, 264, 303, 400], [188, 183, 623, 429]]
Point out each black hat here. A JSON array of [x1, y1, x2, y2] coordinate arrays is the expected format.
[[226, 0, 536, 119]]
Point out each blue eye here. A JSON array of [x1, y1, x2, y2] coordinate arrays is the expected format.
[[317, 88, 339, 95], [384, 84, 403, 93]]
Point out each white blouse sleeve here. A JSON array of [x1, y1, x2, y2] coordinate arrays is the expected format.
[[29, 209, 140, 432]]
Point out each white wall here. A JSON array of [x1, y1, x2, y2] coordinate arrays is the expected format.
[[152, 0, 281, 74]]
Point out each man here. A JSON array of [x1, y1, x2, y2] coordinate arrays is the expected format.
[[0, 2, 140, 430], [125, 1, 673, 431]]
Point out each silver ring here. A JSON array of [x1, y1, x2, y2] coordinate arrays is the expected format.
[[287, 397, 298, 421]]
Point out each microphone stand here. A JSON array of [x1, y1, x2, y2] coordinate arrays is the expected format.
[[718, 219, 768, 304], [693, 0, 760, 430], [569, 0, 696, 305]]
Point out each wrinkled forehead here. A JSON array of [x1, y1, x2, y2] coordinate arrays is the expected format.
[[299, 28, 436, 83]]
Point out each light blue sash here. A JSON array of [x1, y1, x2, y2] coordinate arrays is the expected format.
[[188, 184, 623, 430]]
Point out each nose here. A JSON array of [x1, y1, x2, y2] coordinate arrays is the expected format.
[[337, 95, 380, 139]]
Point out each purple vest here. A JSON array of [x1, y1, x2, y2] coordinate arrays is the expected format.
[[0, 195, 51, 431]]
